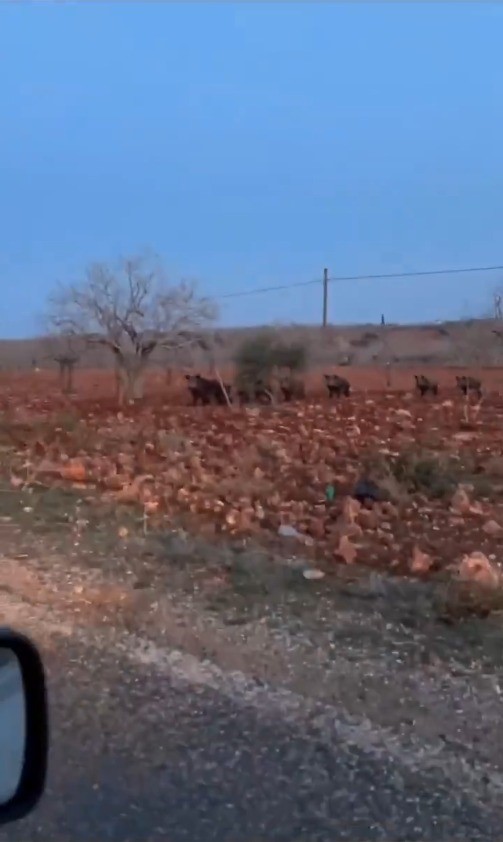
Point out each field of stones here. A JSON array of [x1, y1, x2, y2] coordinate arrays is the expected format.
[[1, 367, 503, 606]]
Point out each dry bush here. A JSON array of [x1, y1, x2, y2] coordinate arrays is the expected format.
[[362, 449, 481, 501], [234, 331, 308, 390]]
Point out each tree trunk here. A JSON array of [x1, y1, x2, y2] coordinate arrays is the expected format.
[[58, 360, 76, 394], [58, 361, 65, 391], [117, 359, 146, 403], [65, 362, 76, 394], [128, 368, 145, 400], [114, 362, 123, 405]]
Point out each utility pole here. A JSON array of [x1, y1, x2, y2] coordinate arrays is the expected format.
[[322, 268, 328, 328]]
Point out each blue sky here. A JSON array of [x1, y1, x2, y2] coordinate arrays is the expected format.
[[1, 2, 503, 338]]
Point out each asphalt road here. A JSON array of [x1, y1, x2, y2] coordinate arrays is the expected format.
[[0, 629, 500, 842]]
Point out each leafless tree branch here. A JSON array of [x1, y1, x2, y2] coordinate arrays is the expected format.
[[45, 251, 217, 402]]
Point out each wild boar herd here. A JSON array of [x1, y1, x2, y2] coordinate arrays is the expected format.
[[414, 374, 483, 399], [184, 372, 483, 406]]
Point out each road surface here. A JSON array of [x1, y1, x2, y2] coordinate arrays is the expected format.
[[0, 620, 499, 842]]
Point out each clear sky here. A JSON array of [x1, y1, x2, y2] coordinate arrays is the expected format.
[[1, 2, 503, 338]]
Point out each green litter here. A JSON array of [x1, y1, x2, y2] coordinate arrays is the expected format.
[[325, 484, 336, 502]]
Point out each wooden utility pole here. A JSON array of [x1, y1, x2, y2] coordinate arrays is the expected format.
[[322, 267, 328, 328]]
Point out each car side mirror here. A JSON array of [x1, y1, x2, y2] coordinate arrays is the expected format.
[[0, 629, 48, 825]]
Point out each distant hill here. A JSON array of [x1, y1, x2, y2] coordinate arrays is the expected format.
[[1, 318, 503, 371]]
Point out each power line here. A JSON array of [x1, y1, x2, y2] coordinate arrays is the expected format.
[[328, 264, 503, 283], [214, 263, 503, 302], [215, 277, 320, 300]]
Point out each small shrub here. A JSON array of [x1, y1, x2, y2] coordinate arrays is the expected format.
[[391, 452, 457, 498], [273, 341, 307, 373], [234, 333, 308, 389], [234, 332, 275, 388], [362, 449, 475, 500]]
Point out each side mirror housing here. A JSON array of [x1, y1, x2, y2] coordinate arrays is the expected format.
[[0, 629, 48, 824]]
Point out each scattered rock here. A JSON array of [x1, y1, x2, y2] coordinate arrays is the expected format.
[[60, 458, 87, 483], [334, 534, 358, 565], [278, 524, 313, 546], [455, 552, 502, 590], [468, 501, 485, 517], [303, 568, 325, 580], [410, 546, 434, 574], [341, 496, 361, 523], [482, 519, 503, 537], [450, 486, 471, 515], [340, 521, 363, 540], [278, 524, 303, 540]]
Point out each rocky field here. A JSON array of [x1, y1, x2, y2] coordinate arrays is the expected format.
[[1, 369, 503, 610]]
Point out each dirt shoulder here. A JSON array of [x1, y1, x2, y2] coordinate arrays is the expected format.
[[1, 482, 503, 790]]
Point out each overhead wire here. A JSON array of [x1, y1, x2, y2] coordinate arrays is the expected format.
[[328, 264, 503, 283], [213, 263, 503, 301], [215, 278, 320, 300]]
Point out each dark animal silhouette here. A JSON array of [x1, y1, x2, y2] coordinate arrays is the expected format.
[[324, 373, 351, 398], [352, 477, 381, 506], [414, 374, 438, 397], [185, 374, 232, 406], [278, 376, 305, 402], [236, 388, 251, 405], [455, 375, 482, 399]]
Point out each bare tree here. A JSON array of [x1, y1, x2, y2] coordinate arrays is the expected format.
[[46, 252, 217, 403]]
